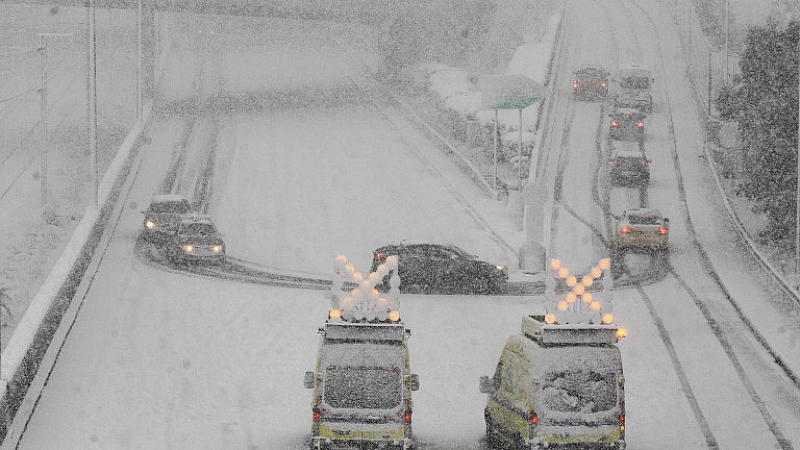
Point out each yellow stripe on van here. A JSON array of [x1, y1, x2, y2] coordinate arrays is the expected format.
[[536, 425, 621, 444], [318, 422, 405, 441]]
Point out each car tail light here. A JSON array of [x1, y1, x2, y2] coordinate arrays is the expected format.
[[658, 227, 668, 235], [313, 409, 321, 422], [531, 413, 539, 426], [404, 410, 412, 423], [641, 160, 647, 165], [573, 81, 579, 89], [601, 82, 607, 87], [620, 414, 625, 431], [611, 120, 618, 127], [621, 226, 631, 234], [637, 121, 644, 128], [613, 159, 618, 165]]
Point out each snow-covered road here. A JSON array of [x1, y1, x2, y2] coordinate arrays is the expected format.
[[8, 1, 800, 449]]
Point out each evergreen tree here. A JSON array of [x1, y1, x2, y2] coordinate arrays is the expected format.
[[718, 21, 799, 240]]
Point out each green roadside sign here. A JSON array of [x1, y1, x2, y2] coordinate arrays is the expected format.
[[479, 75, 546, 110]]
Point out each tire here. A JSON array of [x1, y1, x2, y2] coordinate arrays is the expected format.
[[485, 420, 500, 449], [471, 278, 490, 295], [406, 284, 422, 294]]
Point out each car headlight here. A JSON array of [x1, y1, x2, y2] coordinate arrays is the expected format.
[[212, 244, 224, 253], [145, 220, 155, 230], [183, 244, 194, 253]]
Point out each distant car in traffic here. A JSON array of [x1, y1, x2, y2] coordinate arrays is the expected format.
[[614, 62, 654, 113], [609, 107, 646, 142], [616, 208, 669, 251], [371, 243, 507, 294], [609, 144, 650, 186], [572, 65, 609, 100], [165, 216, 226, 265], [142, 194, 193, 242]]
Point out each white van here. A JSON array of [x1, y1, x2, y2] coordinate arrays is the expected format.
[[480, 315, 626, 450], [304, 321, 419, 450]]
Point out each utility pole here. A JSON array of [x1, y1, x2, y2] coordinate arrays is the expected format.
[[39, 35, 48, 206], [38, 33, 72, 207], [88, 0, 99, 207]]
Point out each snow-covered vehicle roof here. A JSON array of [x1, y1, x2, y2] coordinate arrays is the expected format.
[[151, 193, 190, 203]]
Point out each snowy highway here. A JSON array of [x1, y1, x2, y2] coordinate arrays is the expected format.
[[6, 0, 800, 449]]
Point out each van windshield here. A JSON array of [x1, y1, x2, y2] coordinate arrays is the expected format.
[[541, 370, 617, 413], [324, 367, 402, 409]]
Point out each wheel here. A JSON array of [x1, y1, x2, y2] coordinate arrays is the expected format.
[[485, 419, 500, 449], [471, 278, 490, 295]]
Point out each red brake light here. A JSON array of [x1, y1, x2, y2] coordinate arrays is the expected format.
[[573, 81, 579, 88], [620, 414, 625, 431], [637, 121, 644, 128], [621, 226, 631, 234], [658, 227, 668, 235], [531, 413, 539, 426], [641, 160, 647, 165], [404, 410, 412, 423], [611, 120, 618, 127], [313, 409, 321, 421], [613, 159, 618, 165]]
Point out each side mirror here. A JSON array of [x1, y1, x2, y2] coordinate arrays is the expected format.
[[479, 375, 497, 394], [409, 374, 420, 391], [664, 217, 670, 223], [304, 371, 315, 389]]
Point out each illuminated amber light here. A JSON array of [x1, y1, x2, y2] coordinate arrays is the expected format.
[[566, 292, 577, 303], [574, 284, 586, 295], [602, 313, 614, 324], [591, 267, 602, 278], [617, 329, 627, 339], [558, 267, 569, 278], [566, 276, 577, 287], [599, 258, 611, 271], [590, 301, 601, 311], [550, 259, 561, 270], [582, 275, 594, 287], [388, 310, 401, 322], [582, 292, 593, 303], [557, 301, 569, 311], [544, 313, 556, 324], [329, 309, 342, 318]]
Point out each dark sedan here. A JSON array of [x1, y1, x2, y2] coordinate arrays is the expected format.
[[371, 243, 507, 294]]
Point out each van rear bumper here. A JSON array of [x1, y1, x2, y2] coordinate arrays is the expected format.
[[528, 424, 625, 450], [311, 436, 413, 450]]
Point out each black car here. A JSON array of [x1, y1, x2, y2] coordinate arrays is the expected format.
[[371, 243, 508, 294], [142, 194, 193, 243], [609, 107, 645, 142], [572, 65, 609, 100], [165, 216, 226, 265], [609, 147, 650, 186]]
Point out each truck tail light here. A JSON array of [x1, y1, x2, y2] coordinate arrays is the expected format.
[[620, 414, 625, 431], [404, 410, 412, 423], [658, 227, 668, 235], [637, 121, 644, 128], [531, 413, 538, 426], [313, 408, 321, 422], [573, 81, 579, 89], [611, 120, 618, 127], [621, 226, 631, 234]]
